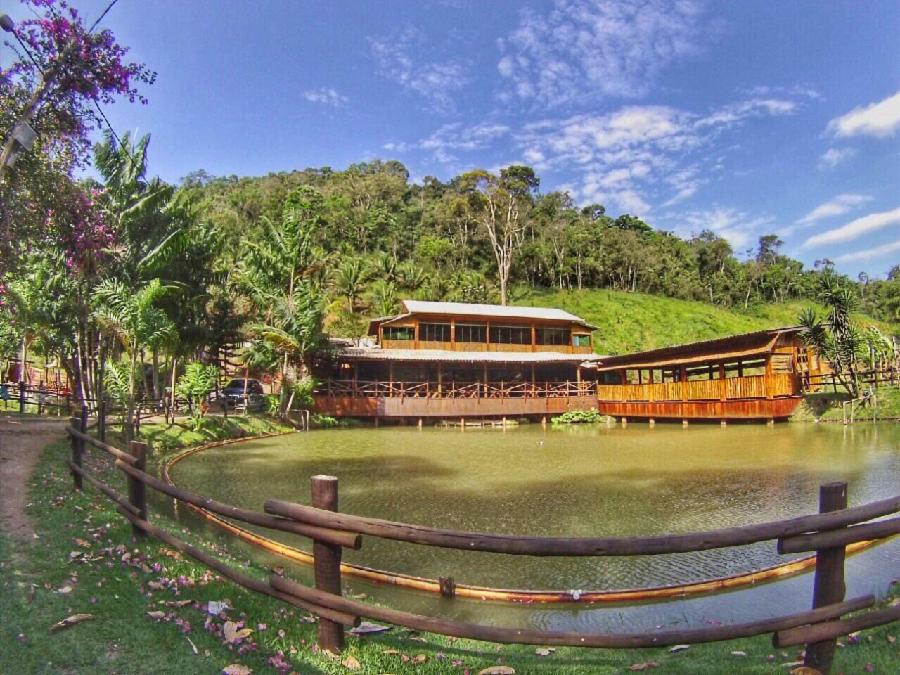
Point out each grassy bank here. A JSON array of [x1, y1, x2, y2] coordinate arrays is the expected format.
[[795, 385, 900, 423], [520, 288, 894, 355], [2, 423, 898, 673]]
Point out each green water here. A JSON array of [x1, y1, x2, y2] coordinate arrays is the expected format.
[[170, 422, 899, 629]]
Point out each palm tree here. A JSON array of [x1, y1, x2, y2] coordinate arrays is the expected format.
[[93, 131, 182, 284], [333, 257, 368, 313], [799, 278, 863, 398], [249, 282, 326, 416], [93, 278, 175, 442]]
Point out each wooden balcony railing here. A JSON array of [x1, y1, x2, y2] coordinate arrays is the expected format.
[[316, 379, 596, 399], [597, 373, 800, 403]]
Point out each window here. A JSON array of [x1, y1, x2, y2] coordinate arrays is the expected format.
[[572, 334, 591, 348], [489, 325, 531, 345], [456, 323, 487, 343], [536, 327, 570, 345], [383, 326, 414, 341], [420, 323, 451, 342]]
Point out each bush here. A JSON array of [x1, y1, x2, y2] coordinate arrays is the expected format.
[[551, 409, 604, 425], [175, 362, 218, 428]]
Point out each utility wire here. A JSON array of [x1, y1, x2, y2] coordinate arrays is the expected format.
[[89, 0, 121, 33]]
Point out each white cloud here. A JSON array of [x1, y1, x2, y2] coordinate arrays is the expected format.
[[518, 96, 797, 214], [804, 206, 900, 248], [496, 0, 707, 106], [795, 193, 871, 225], [742, 84, 822, 100], [696, 98, 796, 128], [369, 28, 468, 112], [676, 207, 774, 250], [827, 91, 900, 138], [385, 122, 510, 164], [817, 147, 856, 170], [834, 239, 900, 264], [302, 88, 348, 107]]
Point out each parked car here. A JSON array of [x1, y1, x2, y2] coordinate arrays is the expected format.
[[221, 378, 265, 410]]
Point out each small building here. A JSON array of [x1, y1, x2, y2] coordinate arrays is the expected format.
[[311, 300, 601, 422], [590, 327, 822, 421]]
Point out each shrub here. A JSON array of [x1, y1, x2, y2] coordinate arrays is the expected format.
[[551, 409, 604, 425]]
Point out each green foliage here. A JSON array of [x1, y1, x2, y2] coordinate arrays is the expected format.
[[175, 362, 218, 405], [103, 360, 132, 406], [312, 413, 340, 427], [551, 409, 605, 424]]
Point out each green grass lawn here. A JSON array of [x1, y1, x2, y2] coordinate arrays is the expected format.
[[1, 420, 897, 673], [517, 288, 894, 355]]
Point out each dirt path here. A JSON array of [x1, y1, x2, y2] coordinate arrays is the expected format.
[[0, 416, 68, 540]]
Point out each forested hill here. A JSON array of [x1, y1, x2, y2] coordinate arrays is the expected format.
[[520, 289, 891, 355], [183, 161, 899, 341]]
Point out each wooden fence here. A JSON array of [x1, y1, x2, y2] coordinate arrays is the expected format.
[[65, 420, 899, 673]]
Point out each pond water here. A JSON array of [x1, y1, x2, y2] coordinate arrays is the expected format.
[[169, 422, 899, 630]]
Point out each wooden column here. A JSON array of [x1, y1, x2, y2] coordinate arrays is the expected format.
[[437, 362, 443, 395], [531, 324, 536, 352], [764, 355, 774, 400], [804, 482, 848, 673], [388, 362, 394, 398], [311, 475, 345, 652], [127, 441, 149, 539], [450, 321, 456, 350]]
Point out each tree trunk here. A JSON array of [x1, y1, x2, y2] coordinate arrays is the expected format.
[[126, 344, 138, 444], [152, 348, 160, 400]]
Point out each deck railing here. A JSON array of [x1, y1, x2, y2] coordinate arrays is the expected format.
[[64, 418, 899, 673], [317, 379, 597, 399], [597, 373, 800, 402]]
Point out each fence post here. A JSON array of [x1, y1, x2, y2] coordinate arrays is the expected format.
[[98, 397, 106, 443], [18, 380, 25, 414], [803, 481, 848, 673], [69, 415, 83, 491], [311, 474, 344, 652], [127, 441, 149, 539]]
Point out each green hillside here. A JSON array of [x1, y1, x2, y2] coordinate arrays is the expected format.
[[518, 288, 892, 355]]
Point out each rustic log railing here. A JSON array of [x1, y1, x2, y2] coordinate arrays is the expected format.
[[318, 379, 597, 399], [64, 422, 899, 672]]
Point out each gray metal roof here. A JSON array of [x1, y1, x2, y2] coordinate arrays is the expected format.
[[337, 346, 603, 365], [400, 300, 596, 328]]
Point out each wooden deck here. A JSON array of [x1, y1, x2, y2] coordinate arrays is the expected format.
[[311, 375, 803, 421], [312, 379, 597, 419]]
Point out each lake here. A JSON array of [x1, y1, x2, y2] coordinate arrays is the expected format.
[[169, 422, 899, 631]]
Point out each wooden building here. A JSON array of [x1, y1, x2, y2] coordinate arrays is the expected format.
[[591, 327, 823, 422], [311, 301, 601, 421], [312, 301, 825, 424]]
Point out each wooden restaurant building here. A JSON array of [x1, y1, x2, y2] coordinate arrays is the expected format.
[[311, 301, 823, 424]]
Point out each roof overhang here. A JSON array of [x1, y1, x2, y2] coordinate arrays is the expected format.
[[589, 327, 801, 372], [333, 347, 604, 365]]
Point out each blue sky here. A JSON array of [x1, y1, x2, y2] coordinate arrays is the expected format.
[[6, 0, 900, 276]]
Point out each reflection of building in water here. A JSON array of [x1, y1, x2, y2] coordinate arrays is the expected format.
[[311, 300, 822, 424]]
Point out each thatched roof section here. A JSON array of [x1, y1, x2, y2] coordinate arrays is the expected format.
[[590, 327, 801, 371]]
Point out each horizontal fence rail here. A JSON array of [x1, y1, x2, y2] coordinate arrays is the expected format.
[[262, 496, 900, 556], [63, 421, 899, 673]]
